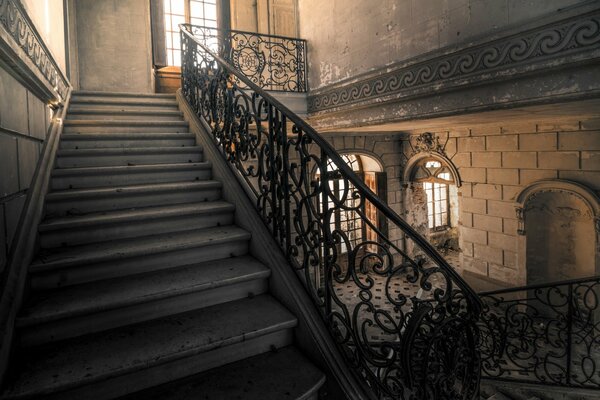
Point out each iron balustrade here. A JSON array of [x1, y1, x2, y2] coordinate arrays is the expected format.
[[181, 23, 482, 400], [479, 276, 600, 389], [184, 25, 307, 92]]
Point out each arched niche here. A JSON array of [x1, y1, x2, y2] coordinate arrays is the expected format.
[[515, 179, 600, 286]]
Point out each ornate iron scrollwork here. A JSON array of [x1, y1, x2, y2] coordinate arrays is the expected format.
[[479, 277, 600, 389], [181, 24, 482, 399]]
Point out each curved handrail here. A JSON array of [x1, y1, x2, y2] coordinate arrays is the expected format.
[[181, 23, 483, 399]]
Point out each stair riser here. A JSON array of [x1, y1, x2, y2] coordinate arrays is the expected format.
[[55, 152, 202, 168], [31, 240, 249, 289], [20, 278, 268, 346], [63, 125, 189, 134], [60, 138, 196, 149], [27, 330, 293, 400], [67, 113, 184, 121], [40, 211, 234, 248], [51, 168, 211, 190], [46, 188, 221, 216]]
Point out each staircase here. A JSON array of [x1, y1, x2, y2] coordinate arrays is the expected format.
[[1, 91, 325, 400]]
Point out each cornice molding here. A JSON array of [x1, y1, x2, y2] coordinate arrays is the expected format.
[[307, 7, 600, 114], [0, 0, 69, 101]]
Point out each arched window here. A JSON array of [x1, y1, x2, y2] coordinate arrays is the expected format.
[[411, 158, 455, 231]]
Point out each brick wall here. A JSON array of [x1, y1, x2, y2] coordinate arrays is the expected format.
[[402, 117, 600, 289]]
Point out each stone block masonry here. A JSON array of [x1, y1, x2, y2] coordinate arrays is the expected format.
[[402, 116, 600, 289], [0, 67, 51, 276]]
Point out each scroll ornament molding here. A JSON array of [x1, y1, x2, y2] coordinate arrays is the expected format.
[[411, 132, 445, 156], [308, 11, 600, 113], [0, 0, 69, 100]]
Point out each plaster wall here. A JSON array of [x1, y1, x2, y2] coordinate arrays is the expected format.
[[74, 0, 153, 93], [21, 0, 67, 73], [400, 116, 600, 290], [0, 66, 53, 276], [298, 0, 589, 90]]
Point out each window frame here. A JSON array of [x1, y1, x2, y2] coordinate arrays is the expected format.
[[163, 0, 218, 67]]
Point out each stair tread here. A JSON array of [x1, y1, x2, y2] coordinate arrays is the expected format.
[[73, 90, 176, 98], [122, 346, 325, 400], [51, 161, 210, 177], [46, 180, 221, 200], [5, 295, 295, 398], [56, 146, 202, 156], [18, 255, 269, 327], [39, 201, 234, 232], [61, 132, 195, 140], [69, 109, 183, 116], [30, 225, 251, 271], [64, 119, 188, 126]]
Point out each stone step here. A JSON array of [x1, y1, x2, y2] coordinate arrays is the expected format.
[[67, 109, 185, 121], [51, 162, 212, 190], [45, 180, 222, 216], [39, 201, 235, 248], [3, 295, 295, 400], [63, 120, 189, 133], [71, 90, 176, 101], [30, 225, 250, 289], [69, 100, 179, 112], [55, 146, 203, 168], [122, 346, 325, 400], [18, 256, 270, 346], [59, 132, 196, 149]]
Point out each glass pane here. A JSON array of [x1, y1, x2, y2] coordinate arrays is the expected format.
[[435, 213, 441, 227], [171, 15, 185, 31], [204, 4, 217, 20], [204, 19, 217, 28], [171, 0, 185, 15], [425, 161, 441, 168], [427, 202, 433, 215], [166, 32, 173, 48], [172, 33, 181, 49], [423, 182, 432, 190], [440, 201, 447, 213], [190, 2, 204, 18], [441, 212, 448, 224], [191, 17, 205, 27], [163, 0, 171, 14], [172, 49, 182, 66]]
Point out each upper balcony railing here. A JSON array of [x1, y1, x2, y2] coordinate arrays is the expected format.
[[181, 24, 482, 399], [188, 25, 307, 93], [479, 276, 600, 390]]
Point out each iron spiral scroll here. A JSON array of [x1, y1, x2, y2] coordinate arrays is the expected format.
[[181, 24, 483, 400]]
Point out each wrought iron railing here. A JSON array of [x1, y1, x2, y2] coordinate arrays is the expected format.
[[187, 25, 307, 92], [479, 276, 600, 389], [181, 24, 482, 400]]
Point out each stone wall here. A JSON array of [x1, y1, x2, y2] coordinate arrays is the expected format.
[[0, 67, 52, 275], [74, 0, 154, 93], [298, 0, 589, 90], [401, 116, 600, 290], [21, 0, 66, 73]]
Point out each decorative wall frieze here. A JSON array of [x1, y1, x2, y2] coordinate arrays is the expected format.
[[0, 0, 69, 101], [307, 8, 600, 114]]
